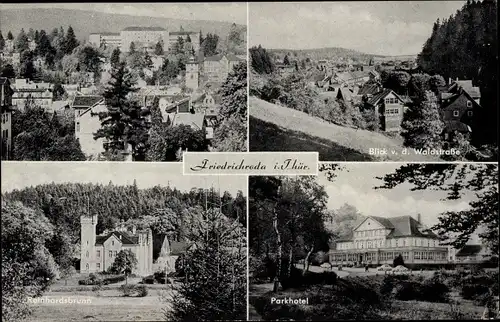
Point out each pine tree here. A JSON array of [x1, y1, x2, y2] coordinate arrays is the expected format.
[[7, 30, 14, 40], [129, 41, 136, 54], [110, 47, 121, 68], [401, 90, 444, 149], [150, 96, 163, 125], [15, 28, 29, 53], [0, 31, 5, 51], [283, 54, 290, 65], [94, 61, 150, 161], [64, 26, 79, 55], [154, 41, 164, 56]]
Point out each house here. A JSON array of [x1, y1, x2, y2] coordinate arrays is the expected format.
[[12, 88, 53, 111], [190, 91, 220, 128], [171, 113, 210, 139], [153, 236, 189, 274], [62, 84, 81, 97], [1, 77, 13, 160], [439, 80, 481, 137], [72, 95, 106, 157], [328, 215, 448, 267], [454, 245, 493, 264], [336, 87, 353, 103], [80, 215, 153, 276], [364, 89, 406, 132], [203, 53, 245, 83]]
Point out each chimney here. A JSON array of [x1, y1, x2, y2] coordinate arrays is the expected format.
[[416, 213, 421, 224]]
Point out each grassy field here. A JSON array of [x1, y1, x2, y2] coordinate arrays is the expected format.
[[27, 274, 172, 321], [249, 96, 440, 162]]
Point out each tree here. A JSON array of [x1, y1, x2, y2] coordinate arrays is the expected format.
[[109, 249, 138, 284], [211, 116, 246, 152], [19, 50, 36, 80], [383, 71, 411, 95], [37, 30, 53, 57], [408, 73, 431, 102], [2, 200, 58, 321], [1, 64, 16, 78], [227, 23, 244, 54], [146, 124, 208, 161], [249, 45, 274, 74], [52, 83, 66, 100], [429, 74, 446, 94], [283, 54, 290, 66], [174, 36, 185, 55], [94, 61, 150, 161], [150, 96, 163, 126], [154, 41, 164, 56], [165, 209, 246, 321], [401, 90, 444, 150], [7, 30, 14, 40], [377, 164, 498, 254], [202, 33, 219, 57], [216, 62, 247, 125], [0, 31, 5, 51], [76, 45, 102, 74], [15, 28, 29, 53], [129, 41, 136, 54], [143, 51, 153, 70], [393, 254, 405, 267], [63, 26, 79, 55], [110, 47, 121, 68]]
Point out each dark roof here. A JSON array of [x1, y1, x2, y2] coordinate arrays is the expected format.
[[443, 120, 472, 133], [351, 215, 440, 240], [123, 26, 166, 31], [456, 245, 483, 257], [441, 91, 481, 110], [450, 80, 481, 98], [172, 113, 205, 129], [170, 31, 198, 36], [91, 32, 120, 36], [14, 88, 50, 93], [72, 95, 103, 109], [170, 241, 188, 255], [358, 83, 382, 96], [95, 231, 139, 246], [366, 89, 404, 106], [337, 87, 352, 101]]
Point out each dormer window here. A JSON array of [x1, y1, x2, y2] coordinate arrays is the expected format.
[[453, 110, 459, 117], [467, 101, 472, 107], [467, 111, 473, 117]]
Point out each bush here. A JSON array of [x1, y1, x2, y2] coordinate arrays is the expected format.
[[311, 251, 329, 266], [136, 285, 148, 297], [103, 275, 126, 284], [119, 284, 136, 297], [281, 268, 337, 290], [381, 275, 449, 303], [142, 275, 155, 284]]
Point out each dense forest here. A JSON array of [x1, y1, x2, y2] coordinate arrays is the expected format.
[[417, 0, 498, 145], [2, 182, 246, 245]]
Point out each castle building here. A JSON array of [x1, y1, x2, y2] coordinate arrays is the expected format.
[[120, 27, 169, 53], [80, 215, 153, 276], [328, 215, 448, 267], [185, 56, 199, 91]]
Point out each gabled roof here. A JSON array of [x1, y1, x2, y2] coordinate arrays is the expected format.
[[449, 80, 481, 98], [172, 113, 205, 130], [72, 95, 103, 109], [358, 83, 382, 96], [455, 245, 484, 257], [441, 91, 481, 110], [123, 26, 166, 31], [443, 120, 472, 133], [337, 87, 352, 102], [366, 89, 405, 106], [95, 231, 139, 246], [353, 215, 439, 239]]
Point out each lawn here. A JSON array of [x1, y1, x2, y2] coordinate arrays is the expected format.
[[27, 289, 172, 322], [27, 274, 173, 321], [249, 96, 440, 162]]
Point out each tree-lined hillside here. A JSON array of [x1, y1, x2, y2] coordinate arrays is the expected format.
[[2, 182, 246, 244], [417, 0, 498, 145]]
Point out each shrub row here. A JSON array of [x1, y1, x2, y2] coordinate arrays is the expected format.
[[119, 284, 148, 297], [78, 274, 126, 285]]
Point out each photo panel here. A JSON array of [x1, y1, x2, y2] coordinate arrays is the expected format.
[[248, 162, 498, 320], [1, 161, 248, 321], [0, 2, 248, 162], [248, 1, 497, 162]]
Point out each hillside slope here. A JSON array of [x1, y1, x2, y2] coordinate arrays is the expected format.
[[249, 96, 440, 162], [0, 8, 246, 42]]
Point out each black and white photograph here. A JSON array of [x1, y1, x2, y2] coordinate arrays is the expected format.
[[0, 3, 247, 162], [248, 163, 499, 320], [249, 1, 498, 162], [1, 162, 247, 321]]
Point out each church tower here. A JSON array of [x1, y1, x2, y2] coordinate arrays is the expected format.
[[185, 55, 199, 91], [80, 215, 98, 273]]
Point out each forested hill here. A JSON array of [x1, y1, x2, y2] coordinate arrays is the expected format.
[[0, 8, 245, 42], [417, 0, 498, 144], [2, 182, 246, 243], [268, 47, 381, 61]]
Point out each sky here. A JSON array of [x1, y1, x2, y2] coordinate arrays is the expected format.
[[0, 3, 247, 25], [317, 163, 474, 228], [249, 1, 466, 56], [1, 162, 247, 196]]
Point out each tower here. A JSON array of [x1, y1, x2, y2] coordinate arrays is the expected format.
[[80, 214, 98, 273], [185, 56, 199, 91]]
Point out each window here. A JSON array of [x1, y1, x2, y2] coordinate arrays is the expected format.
[[112, 240, 114, 246], [114, 251, 117, 257], [76, 122, 80, 132], [86, 263, 89, 271], [97, 250, 100, 258], [453, 110, 459, 117], [96, 263, 101, 270], [467, 111, 473, 117], [467, 101, 472, 107], [109, 250, 113, 257]]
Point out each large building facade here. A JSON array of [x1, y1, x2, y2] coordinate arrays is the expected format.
[[203, 53, 245, 83], [89, 32, 121, 49], [328, 215, 448, 267], [120, 27, 169, 53], [80, 215, 153, 276]]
